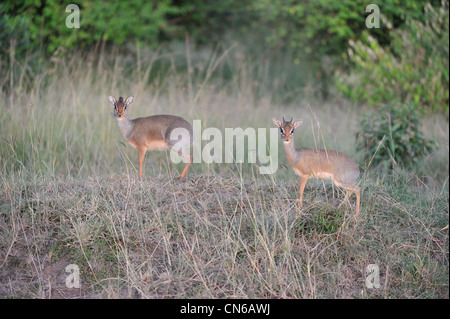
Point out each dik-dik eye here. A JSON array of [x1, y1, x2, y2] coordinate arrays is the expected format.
[[280, 128, 285, 134], [290, 129, 294, 134]]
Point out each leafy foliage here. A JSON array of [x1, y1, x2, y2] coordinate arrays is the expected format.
[[1, 0, 189, 52], [2, 1, 441, 56], [356, 102, 436, 170], [0, 5, 32, 56], [1, 0, 448, 111], [336, 2, 449, 113]]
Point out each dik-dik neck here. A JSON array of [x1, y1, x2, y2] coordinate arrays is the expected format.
[[283, 139, 300, 165], [116, 117, 134, 141]]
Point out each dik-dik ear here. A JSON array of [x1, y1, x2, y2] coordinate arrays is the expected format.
[[272, 117, 281, 127], [108, 96, 117, 105], [125, 96, 134, 106], [293, 120, 303, 129]]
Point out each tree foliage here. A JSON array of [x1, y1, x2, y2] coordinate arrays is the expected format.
[[1, 0, 448, 112], [336, 2, 449, 112]]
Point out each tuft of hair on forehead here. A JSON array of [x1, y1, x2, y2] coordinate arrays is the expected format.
[[118, 97, 124, 103], [282, 117, 293, 124]]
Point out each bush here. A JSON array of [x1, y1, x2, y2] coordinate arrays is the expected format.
[[336, 2, 449, 113], [1, 0, 189, 52], [356, 102, 436, 171]]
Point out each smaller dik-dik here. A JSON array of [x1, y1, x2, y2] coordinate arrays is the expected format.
[[108, 95, 193, 180], [273, 117, 360, 217]]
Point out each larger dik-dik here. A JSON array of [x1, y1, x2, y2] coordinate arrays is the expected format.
[[108, 95, 193, 180], [273, 117, 360, 217]]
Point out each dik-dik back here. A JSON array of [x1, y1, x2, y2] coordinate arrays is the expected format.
[[126, 115, 193, 151], [291, 148, 360, 186]]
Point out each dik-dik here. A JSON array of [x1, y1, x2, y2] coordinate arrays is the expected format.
[[273, 117, 360, 217], [109, 95, 193, 180]]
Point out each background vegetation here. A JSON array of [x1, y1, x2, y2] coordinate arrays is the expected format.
[[2, 0, 448, 110], [0, 0, 448, 299]]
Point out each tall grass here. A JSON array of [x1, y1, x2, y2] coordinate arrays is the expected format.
[[0, 42, 448, 298]]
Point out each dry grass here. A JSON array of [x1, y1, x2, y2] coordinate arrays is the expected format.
[[0, 43, 448, 298], [0, 172, 448, 298]]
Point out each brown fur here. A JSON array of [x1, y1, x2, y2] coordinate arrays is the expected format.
[[109, 95, 193, 180], [273, 117, 361, 217]]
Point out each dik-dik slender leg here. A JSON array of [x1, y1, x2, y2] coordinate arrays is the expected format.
[[137, 147, 147, 180], [298, 176, 308, 210], [179, 154, 192, 180], [337, 184, 361, 219], [354, 186, 361, 218], [338, 190, 352, 209]]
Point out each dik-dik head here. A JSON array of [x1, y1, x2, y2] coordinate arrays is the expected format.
[[108, 95, 134, 119], [273, 117, 303, 143]]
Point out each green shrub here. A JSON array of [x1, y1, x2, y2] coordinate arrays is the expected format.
[[336, 2, 449, 113], [356, 102, 436, 170], [0, 5, 32, 55], [1, 0, 188, 52]]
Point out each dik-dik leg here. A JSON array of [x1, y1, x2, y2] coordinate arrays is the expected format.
[[137, 147, 147, 180], [298, 176, 308, 210], [179, 154, 192, 180]]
